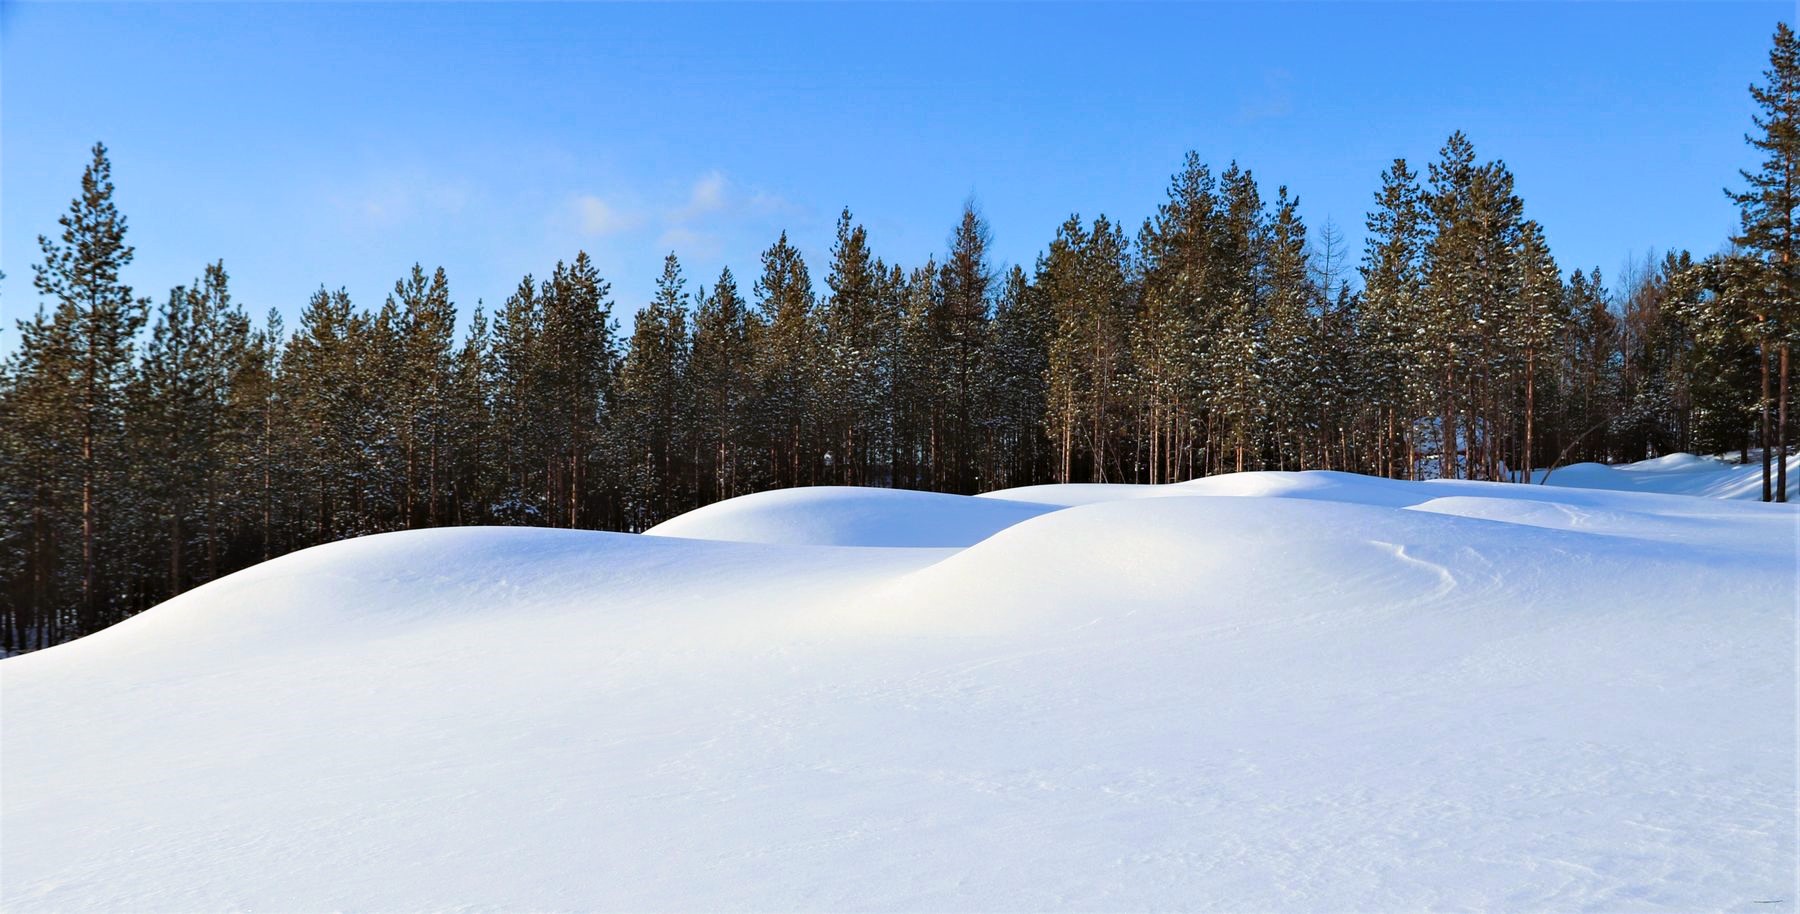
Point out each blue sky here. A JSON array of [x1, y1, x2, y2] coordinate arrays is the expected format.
[[1, 2, 1790, 340]]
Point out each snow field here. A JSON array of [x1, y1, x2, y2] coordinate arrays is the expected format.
[[2, 456, 1794, 911]]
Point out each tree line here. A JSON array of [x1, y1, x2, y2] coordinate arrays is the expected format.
[[3, 24, 1795, 652]]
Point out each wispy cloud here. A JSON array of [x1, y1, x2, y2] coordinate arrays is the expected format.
[[656, 170, 807, 255], [331, 170, 472, 228], [670, 171, 729, 223], [667, 171, 804, 225], [547, 169, 813, 275], [572, 194, 642, 236]]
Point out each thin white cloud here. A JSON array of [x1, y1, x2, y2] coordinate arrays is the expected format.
[[332, 171, 471, 228], [669, 171, 730, 224], [573, 194, 641, 236], [549, 170, 813, 265], [662, 170, 805, 234]]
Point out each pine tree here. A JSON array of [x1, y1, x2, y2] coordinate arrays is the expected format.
[[689, 267, 759, 500], [234, 308, 286, 561], [890, 260, 940, 488], [442, 303, 495, 525], [282, 288, 358, 539], [615, 254, 693, 528], [1358, 158, 1428, 478], [1729, 21, 1800, 501], [391, 265, 458, 527], [1040, 214, 1134, 482], [934, 204, 996, 492], [128, 263, 250, 599], [492, 274, 546, 523], [753, 232, 818, 488], [1511, 221, 1563, 479], [1211, 164, 1267, 474], [1134, 152, 1220, 483], [356, 292, 407, 531], [30, 142, 148, 630], [1561, 268, 1620, 465], [1262, 187, 1316, 471], [0, 304, 77, 646], [983, 265, 1051, 487], [819, 210, 891, 485], [536, 253, 617, 526], [1689, 254, 1767, 457], [1421, 133, 1525, 479]]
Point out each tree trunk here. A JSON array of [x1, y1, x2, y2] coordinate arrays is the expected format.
[[1523, 349, 1536, 484], [1761, 338, 1773, 502], [169, 506, 182, 597], [1778, 342, 1790, 503]]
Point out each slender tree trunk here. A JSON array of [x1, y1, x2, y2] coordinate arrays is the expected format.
[[262, 399, 272, 561], [1761, 338, 1773, 502], [1523, 349, 1536, 484], [429, 432, 440, 526], [169, 506, 182, 597], [1778, 342, 1789, 503], [82, 422, 96, 629]]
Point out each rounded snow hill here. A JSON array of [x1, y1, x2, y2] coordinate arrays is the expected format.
[[983, 470, 1435, 509], [644, 484, 1060, 547], [1543, 451, 1798, 500]]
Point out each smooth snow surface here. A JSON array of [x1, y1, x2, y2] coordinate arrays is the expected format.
[[3, 456, 1795, 912], [1539, 451, 1800, 500], [645, 484, 1059, 546]]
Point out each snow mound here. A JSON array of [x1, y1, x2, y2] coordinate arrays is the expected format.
[[644, 484, 1059, 546], [1622, 452, 1732, 472], [3, 468, 1793, 912], [974, 482, 1168, 507], [1542, 450, 1800, 500]]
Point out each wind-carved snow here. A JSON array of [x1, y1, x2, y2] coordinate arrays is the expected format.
[[2, 456, 1794, 912]]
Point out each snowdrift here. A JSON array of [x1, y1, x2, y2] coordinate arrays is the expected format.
[[2, 456, 1794, 912], [644, 484, 1058, 546], [1540, 450, 1800, 500]]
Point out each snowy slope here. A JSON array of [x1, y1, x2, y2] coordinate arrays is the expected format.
[[2, 462, 1794, 912]]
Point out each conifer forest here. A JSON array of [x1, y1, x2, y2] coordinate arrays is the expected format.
[[3, 23, 1796, 654]]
